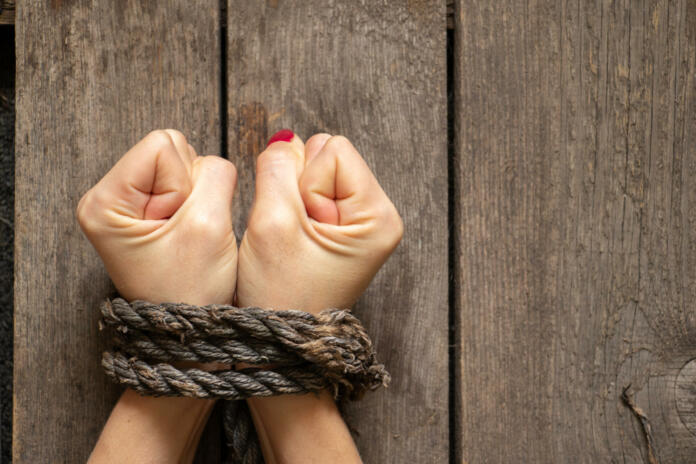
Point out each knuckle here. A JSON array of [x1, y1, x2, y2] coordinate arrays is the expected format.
[[75, 189, 100, 233], [163, 129, 188, 146], [145, 129, 176, 149], [306, 133, 332, 147], [323, 135, 351, 152], [75, 193, 89, 225], [203, 155, 237, 178], [187, 143, 198, 157], [375, 203, 403, 251], [391, 214, 405, 245], [186, 211, 228, 240], [248, 208, 297, 238]]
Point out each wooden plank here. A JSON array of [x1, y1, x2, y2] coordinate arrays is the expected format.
[[454, 0, 696, 462], [227, 1, 449, 462], [13, 1, 220, 461], [0, 1, 15, 25]]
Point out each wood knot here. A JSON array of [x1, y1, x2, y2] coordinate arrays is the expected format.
[[676, 358, 696, 437], [236, 102, 268, 158]]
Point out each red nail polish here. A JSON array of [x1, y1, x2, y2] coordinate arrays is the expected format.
[[267, 129, 294, 146]]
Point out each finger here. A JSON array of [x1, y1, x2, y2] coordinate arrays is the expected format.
[[163, 129, 194, 170], [187, 156, 238, 222], [304, 133, 332, 165], [99, 130, 193, 220], [298, 135, 389, 226], [265, 129, 306, 175], [251, 130, 306, 216]]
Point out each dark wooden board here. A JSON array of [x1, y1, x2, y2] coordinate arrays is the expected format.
[[227, 1, 449, 462], [0, 1, 14, 25], [454, 0, 696, 462], [13, 1, 221, 461]]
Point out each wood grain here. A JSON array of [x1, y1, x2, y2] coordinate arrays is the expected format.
[[0, 0, 15, 25], [454, 0, 696, 462], [13, 1, 220, 461], [227, 1, 449, 462]]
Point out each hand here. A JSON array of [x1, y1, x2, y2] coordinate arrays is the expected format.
[[235, 130, 402, 464], [79, 130, 238, 464], [77, 129, 238, 306], [236, 131, 403, 312]]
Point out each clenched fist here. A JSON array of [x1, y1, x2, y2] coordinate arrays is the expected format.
[[77, 128, 402, 464], [77, 129, 238, 306], [236, 130, 403, 313]]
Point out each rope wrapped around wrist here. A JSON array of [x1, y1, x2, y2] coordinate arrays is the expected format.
[[98, 298, 390, 463]]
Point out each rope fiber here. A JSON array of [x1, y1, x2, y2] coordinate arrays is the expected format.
[[99, 298, 390, 463]]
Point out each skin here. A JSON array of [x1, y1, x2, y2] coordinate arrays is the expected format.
[[238, 133, 403, 463], [78, 129, 403, 464]]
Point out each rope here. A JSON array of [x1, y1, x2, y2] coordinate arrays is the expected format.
[[222, 400, 262, 464], [99, 298, 389, 463]]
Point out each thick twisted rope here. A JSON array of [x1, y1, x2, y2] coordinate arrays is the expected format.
[[223, 400, 262, 464], [99, 298, 389, 463]]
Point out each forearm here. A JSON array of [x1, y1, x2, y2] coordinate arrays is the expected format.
[[88, 390, 215, 464], [238, 287, 362, 464], [88, 291, 227, 462], [248, 392, 361, 464]]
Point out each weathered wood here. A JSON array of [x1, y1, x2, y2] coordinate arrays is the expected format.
[[227, 1, 449, 462], [0, 1, 15, 25], [13, 1, 220, 461], [454, 0, 696, 462]]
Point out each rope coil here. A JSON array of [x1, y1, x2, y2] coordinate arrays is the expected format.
[[99, 298, 389, 463]]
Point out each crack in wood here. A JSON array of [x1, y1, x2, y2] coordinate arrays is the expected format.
[[622, 385, 659, 464]]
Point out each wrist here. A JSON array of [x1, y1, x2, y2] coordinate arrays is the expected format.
[[247, 391, 361, 463]]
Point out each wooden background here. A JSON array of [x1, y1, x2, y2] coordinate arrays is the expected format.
[[12, 0, 696, 462]]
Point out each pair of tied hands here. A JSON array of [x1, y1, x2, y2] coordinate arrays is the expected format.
[[77, 129, 403, 314]]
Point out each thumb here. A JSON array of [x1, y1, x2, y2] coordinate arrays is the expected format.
[[298, 135, 388, 226], [183, 155, 238, 224], [80, 130, 193, 226], [250, 129, 306, 217]]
